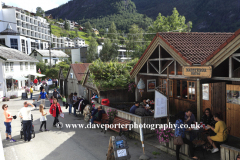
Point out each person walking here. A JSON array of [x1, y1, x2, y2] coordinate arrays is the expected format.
[[52, 88, 61, 101], [18, 102, 35, 142], [49, 98, 62, 127], [39, 104, 49, 132], [37, 88, 48, 109], [3, 104, 16, 142], [30, 86, 33, 99], [68, 93, 73, 115], [73, 93, 78, 116]]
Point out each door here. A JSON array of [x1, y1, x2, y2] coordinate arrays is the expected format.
[[226, 84, 240, 138], [202, 83, 212, 113], [211, 82, 226, 122]]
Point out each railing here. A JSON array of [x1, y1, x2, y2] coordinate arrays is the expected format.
[[220, 144, 240, 160]]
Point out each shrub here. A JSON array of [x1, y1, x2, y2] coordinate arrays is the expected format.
[[156, 128, 174, 143], [10, 95, 17, 99], [106, 109, 118, 120], [3, 97, 10, 101]]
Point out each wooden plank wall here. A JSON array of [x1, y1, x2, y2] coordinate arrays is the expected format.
[[170, 98, 197, 117], [226, 84, 240, 138], [212, 82, 226, 121], [220, 144, 240, 160], [100, 89, 135, 102]]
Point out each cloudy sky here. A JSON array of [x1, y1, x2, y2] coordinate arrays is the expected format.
[[2, 0, 69, 12]]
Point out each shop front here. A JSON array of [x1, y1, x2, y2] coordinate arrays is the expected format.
[[131, 31, 240, 138]]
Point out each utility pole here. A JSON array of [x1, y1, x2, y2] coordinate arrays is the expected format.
[[49, 24, 52, 68]]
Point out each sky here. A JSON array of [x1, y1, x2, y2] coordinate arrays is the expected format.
[[2, 0, 69, 13]]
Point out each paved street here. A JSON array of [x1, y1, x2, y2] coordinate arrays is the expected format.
[[0, 91, 175, 160]]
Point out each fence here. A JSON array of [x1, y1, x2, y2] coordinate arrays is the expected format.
[[220, 144, 240, 160]]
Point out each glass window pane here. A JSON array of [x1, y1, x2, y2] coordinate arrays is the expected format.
[[182, 81, 187, 99], [189, 82, 192, 88], [192, 82, 195, 88]]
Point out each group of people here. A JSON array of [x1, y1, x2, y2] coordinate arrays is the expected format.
[[129, 99, 154, 116], [174, 108, 228, 160]]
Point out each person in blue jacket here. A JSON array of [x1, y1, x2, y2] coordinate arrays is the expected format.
[[90, 106, 105, 124], [129, 101, 139, 114]]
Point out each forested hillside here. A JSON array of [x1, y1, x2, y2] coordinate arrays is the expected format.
[[46, 0, 240, 32]]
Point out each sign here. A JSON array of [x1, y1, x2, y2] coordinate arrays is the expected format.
[[117, 149, 127, 157], [154, 90, 167, 118], [112, 136, 131, 160], [182, 66, 212, 78], [202, 84, 209, 100], [147, 79, 156, 92]]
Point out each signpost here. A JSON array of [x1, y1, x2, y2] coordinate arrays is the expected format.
[[139, 125, 150, 160], [182, 66, 212, 78]]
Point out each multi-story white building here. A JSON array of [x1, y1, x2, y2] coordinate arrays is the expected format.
[[64, 37, 74, 47], [73, 37, 85, 47], [0, 4, 51, 54], [51, 34, 65, 48]]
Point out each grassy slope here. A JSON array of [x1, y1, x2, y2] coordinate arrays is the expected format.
[[51, 25, 91, 44]]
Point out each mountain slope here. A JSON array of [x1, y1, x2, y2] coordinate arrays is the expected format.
[[46, 0, 240, 32]]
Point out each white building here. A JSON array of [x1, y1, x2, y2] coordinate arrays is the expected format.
[[29, 49, 69, 65], [64, 37, 74, 47], [51, 34, 65, 49], [73, 37, 85, 47], [0, 45, 40, 97], [0, 3, 51, 54]]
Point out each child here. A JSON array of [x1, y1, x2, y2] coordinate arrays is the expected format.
[[39, 104, 49, 132], [60, 95, 66, 106], [32, 99, 37, 108], [49, 96, 53, 107]]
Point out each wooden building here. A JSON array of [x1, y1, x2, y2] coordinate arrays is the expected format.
[[130, 31, 240, 138]]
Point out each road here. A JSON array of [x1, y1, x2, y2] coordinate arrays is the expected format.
[[0, 91, 175, 160]]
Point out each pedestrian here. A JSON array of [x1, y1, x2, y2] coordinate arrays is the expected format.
[[49, 96, 53, 107], [73, 92, 78, 116], [30, 80, 33, 86], [52, 88, 60, 100], [37, 88, 48, 109], [45, 84, 49, 95], [39, 104, 49, 132], [30, 86, 33, 99], [60, 95, 66, 106], [18, 102, 35, 142], [33, 78, 38, 86], [49, 98, 62, 127], [68, 93, 73, 115], [40, 85, 44, 92], [32, 99, 37, 108], [3, 104, 16, 142]]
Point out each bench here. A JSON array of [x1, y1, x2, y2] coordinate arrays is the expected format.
[[220, 144, 240, 160], [107, 116, 133, 137], [93, 113, 109, 132]]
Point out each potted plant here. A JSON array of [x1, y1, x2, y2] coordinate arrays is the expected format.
[[10, 95, 17, 99], [106, 109, 118, 123], [3, 97, 10, 101], [156, 128, 174, 145]]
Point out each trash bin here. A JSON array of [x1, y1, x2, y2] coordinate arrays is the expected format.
[[101, 99, 110, 106]]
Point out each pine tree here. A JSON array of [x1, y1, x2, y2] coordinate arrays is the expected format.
[[64, 19, 70, 30], [108, 22, 118, 41]]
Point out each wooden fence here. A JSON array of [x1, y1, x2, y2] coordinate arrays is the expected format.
[[220, 144, 240, 160]]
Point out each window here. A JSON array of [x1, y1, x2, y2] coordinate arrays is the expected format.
[[20, 62, 23, 71], [25, 62, 28, 70], [159, 79, 173, 97], [0, 38, 5, 45], [10, 62, 14, 72], [10, 39, 18, 49], [5, 62, 9, 72], [26, 42, 28, 54], [188, 81, 196, 100], [30, 62, 34, 70], [44, 59, 48, 63], [21, 39, 25, 53]]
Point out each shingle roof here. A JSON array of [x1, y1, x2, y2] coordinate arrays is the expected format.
[[0, 23, 19, 35], [0, 46, 38, 62], [71, 63, 91, 81], [158, 32, 234, 64], [32, 50, 69, 58]]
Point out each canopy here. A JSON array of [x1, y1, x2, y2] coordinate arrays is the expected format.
[[29, 73, 45, 77], [6, 75, 28, 80]]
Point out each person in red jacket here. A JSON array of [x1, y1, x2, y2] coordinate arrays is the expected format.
[[33, 79, 38, 86], [49, 98, 62, 127]]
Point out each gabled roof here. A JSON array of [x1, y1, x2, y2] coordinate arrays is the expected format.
[[70, 63, 91, 81], [0, 46, 38, 62], [30, 50, 69, 58], [130, 29, 240, 78]]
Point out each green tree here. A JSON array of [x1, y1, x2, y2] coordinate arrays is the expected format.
[[148, 8, 192, 33], [64, 19, 70, 30], [75, 29, 78, 37], [87, 36, 98, 63], [84, 21, 92, 31], [36, 61, 48, 74], [45, 68, 59, 79], [108, 22, 118, 41], [99, 39, 119, 62], [36, 7, 44, 16]]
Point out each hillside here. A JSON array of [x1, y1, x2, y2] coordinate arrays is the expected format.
[[46, 0, 152, 32], [46, 0, 240, 32]]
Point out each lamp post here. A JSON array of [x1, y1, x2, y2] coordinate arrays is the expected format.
[[49, 24, 52, 68]]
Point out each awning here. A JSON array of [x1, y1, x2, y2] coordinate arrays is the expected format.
[[6, 75, 28, 80], [29, 73, 45, 77]]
